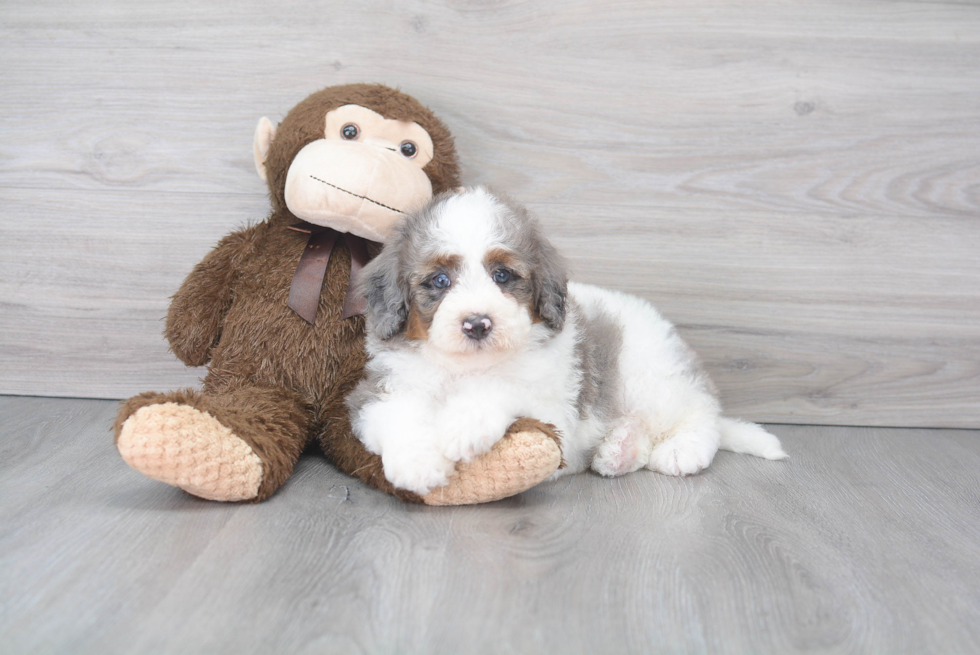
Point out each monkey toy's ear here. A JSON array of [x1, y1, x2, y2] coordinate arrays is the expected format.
[[253, 117, 277, 182]]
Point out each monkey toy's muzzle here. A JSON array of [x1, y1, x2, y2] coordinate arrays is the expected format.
[[284, 138, 433, 242]]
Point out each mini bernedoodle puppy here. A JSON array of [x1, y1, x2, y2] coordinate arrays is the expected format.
[[347, 187, 787, 495]]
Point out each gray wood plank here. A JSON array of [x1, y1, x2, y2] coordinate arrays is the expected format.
[[2, 396, 979, 654], [2, 0, 977, 217], [1, 0, 979, 427], [2, 189, 977, 426]]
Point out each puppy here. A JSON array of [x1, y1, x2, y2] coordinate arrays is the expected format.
[[347, 187, 787, 495]]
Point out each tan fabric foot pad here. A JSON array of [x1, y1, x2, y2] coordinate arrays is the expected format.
[[422, 429, 562, 506], [117, 403, 263, 502]]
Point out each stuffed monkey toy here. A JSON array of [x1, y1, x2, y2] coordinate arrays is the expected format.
[[114, 84, 562, 505]]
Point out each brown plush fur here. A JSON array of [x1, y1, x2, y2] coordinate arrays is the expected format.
[[114, 84, 461, 503]]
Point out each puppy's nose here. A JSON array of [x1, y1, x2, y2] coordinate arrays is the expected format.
[[461, 315, 492, 340]]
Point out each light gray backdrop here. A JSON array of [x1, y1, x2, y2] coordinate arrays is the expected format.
[[2, 0, 978, 427]]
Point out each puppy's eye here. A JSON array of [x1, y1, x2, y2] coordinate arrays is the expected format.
[[400, 141, 418, 158], [432, 273, 451, 289], [492, 269, 512, 284], [341, 124, 359, 140]]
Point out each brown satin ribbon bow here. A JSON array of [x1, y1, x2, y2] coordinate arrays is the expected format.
[[287, 221, 371, 324]]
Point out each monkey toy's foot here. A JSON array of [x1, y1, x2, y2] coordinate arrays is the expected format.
[[421, 418, 564, 506], [116, 403, 264, 502]]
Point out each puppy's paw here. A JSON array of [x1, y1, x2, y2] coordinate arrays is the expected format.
[[591, 418, 646, 477], [437, 407, 512, 463], [382, 448, 456, 496], [648, 433, 718, 477], [442, 429, 502, 463]]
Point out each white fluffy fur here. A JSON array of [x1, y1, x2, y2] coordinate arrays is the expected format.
[[350, 188, 787, 495]]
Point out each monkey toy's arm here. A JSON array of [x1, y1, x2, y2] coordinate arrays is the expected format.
[[164, 226, 257, 367]]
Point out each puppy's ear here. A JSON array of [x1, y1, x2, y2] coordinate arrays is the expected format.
[[361, 245, 409, 340], [533, 236, 568, 331]]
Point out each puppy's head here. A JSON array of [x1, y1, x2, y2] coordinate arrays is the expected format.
[[361, 187, 567, 367]]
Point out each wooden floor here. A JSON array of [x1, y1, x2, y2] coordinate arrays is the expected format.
[[2, 396, 979, 654]]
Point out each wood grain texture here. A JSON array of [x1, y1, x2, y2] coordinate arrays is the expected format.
[[2, 396, 979, 654], [1, 0, 978, 426]]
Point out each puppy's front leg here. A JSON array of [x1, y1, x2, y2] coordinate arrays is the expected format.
[[353, 395, 456, 495], [436, 385, 520, 463]]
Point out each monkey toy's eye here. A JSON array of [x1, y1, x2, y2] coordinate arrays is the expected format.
[[341, 124, 359, 140], [492, 269, 511, 284], [432, 273, 451, 289], [399, 141, 418, 158]]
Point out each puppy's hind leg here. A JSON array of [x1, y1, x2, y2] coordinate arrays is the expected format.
[[646, 415, 721, 477], [591, 416, 649, 477]]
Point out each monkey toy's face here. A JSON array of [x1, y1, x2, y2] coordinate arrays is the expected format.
[[253, 88, 454, 243], [284, 105, 435, 241]]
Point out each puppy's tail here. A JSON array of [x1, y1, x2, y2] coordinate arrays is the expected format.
[[717, 417, 788, 460]]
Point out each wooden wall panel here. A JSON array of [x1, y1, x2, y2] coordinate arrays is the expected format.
[[1, 0, 978, 426]]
